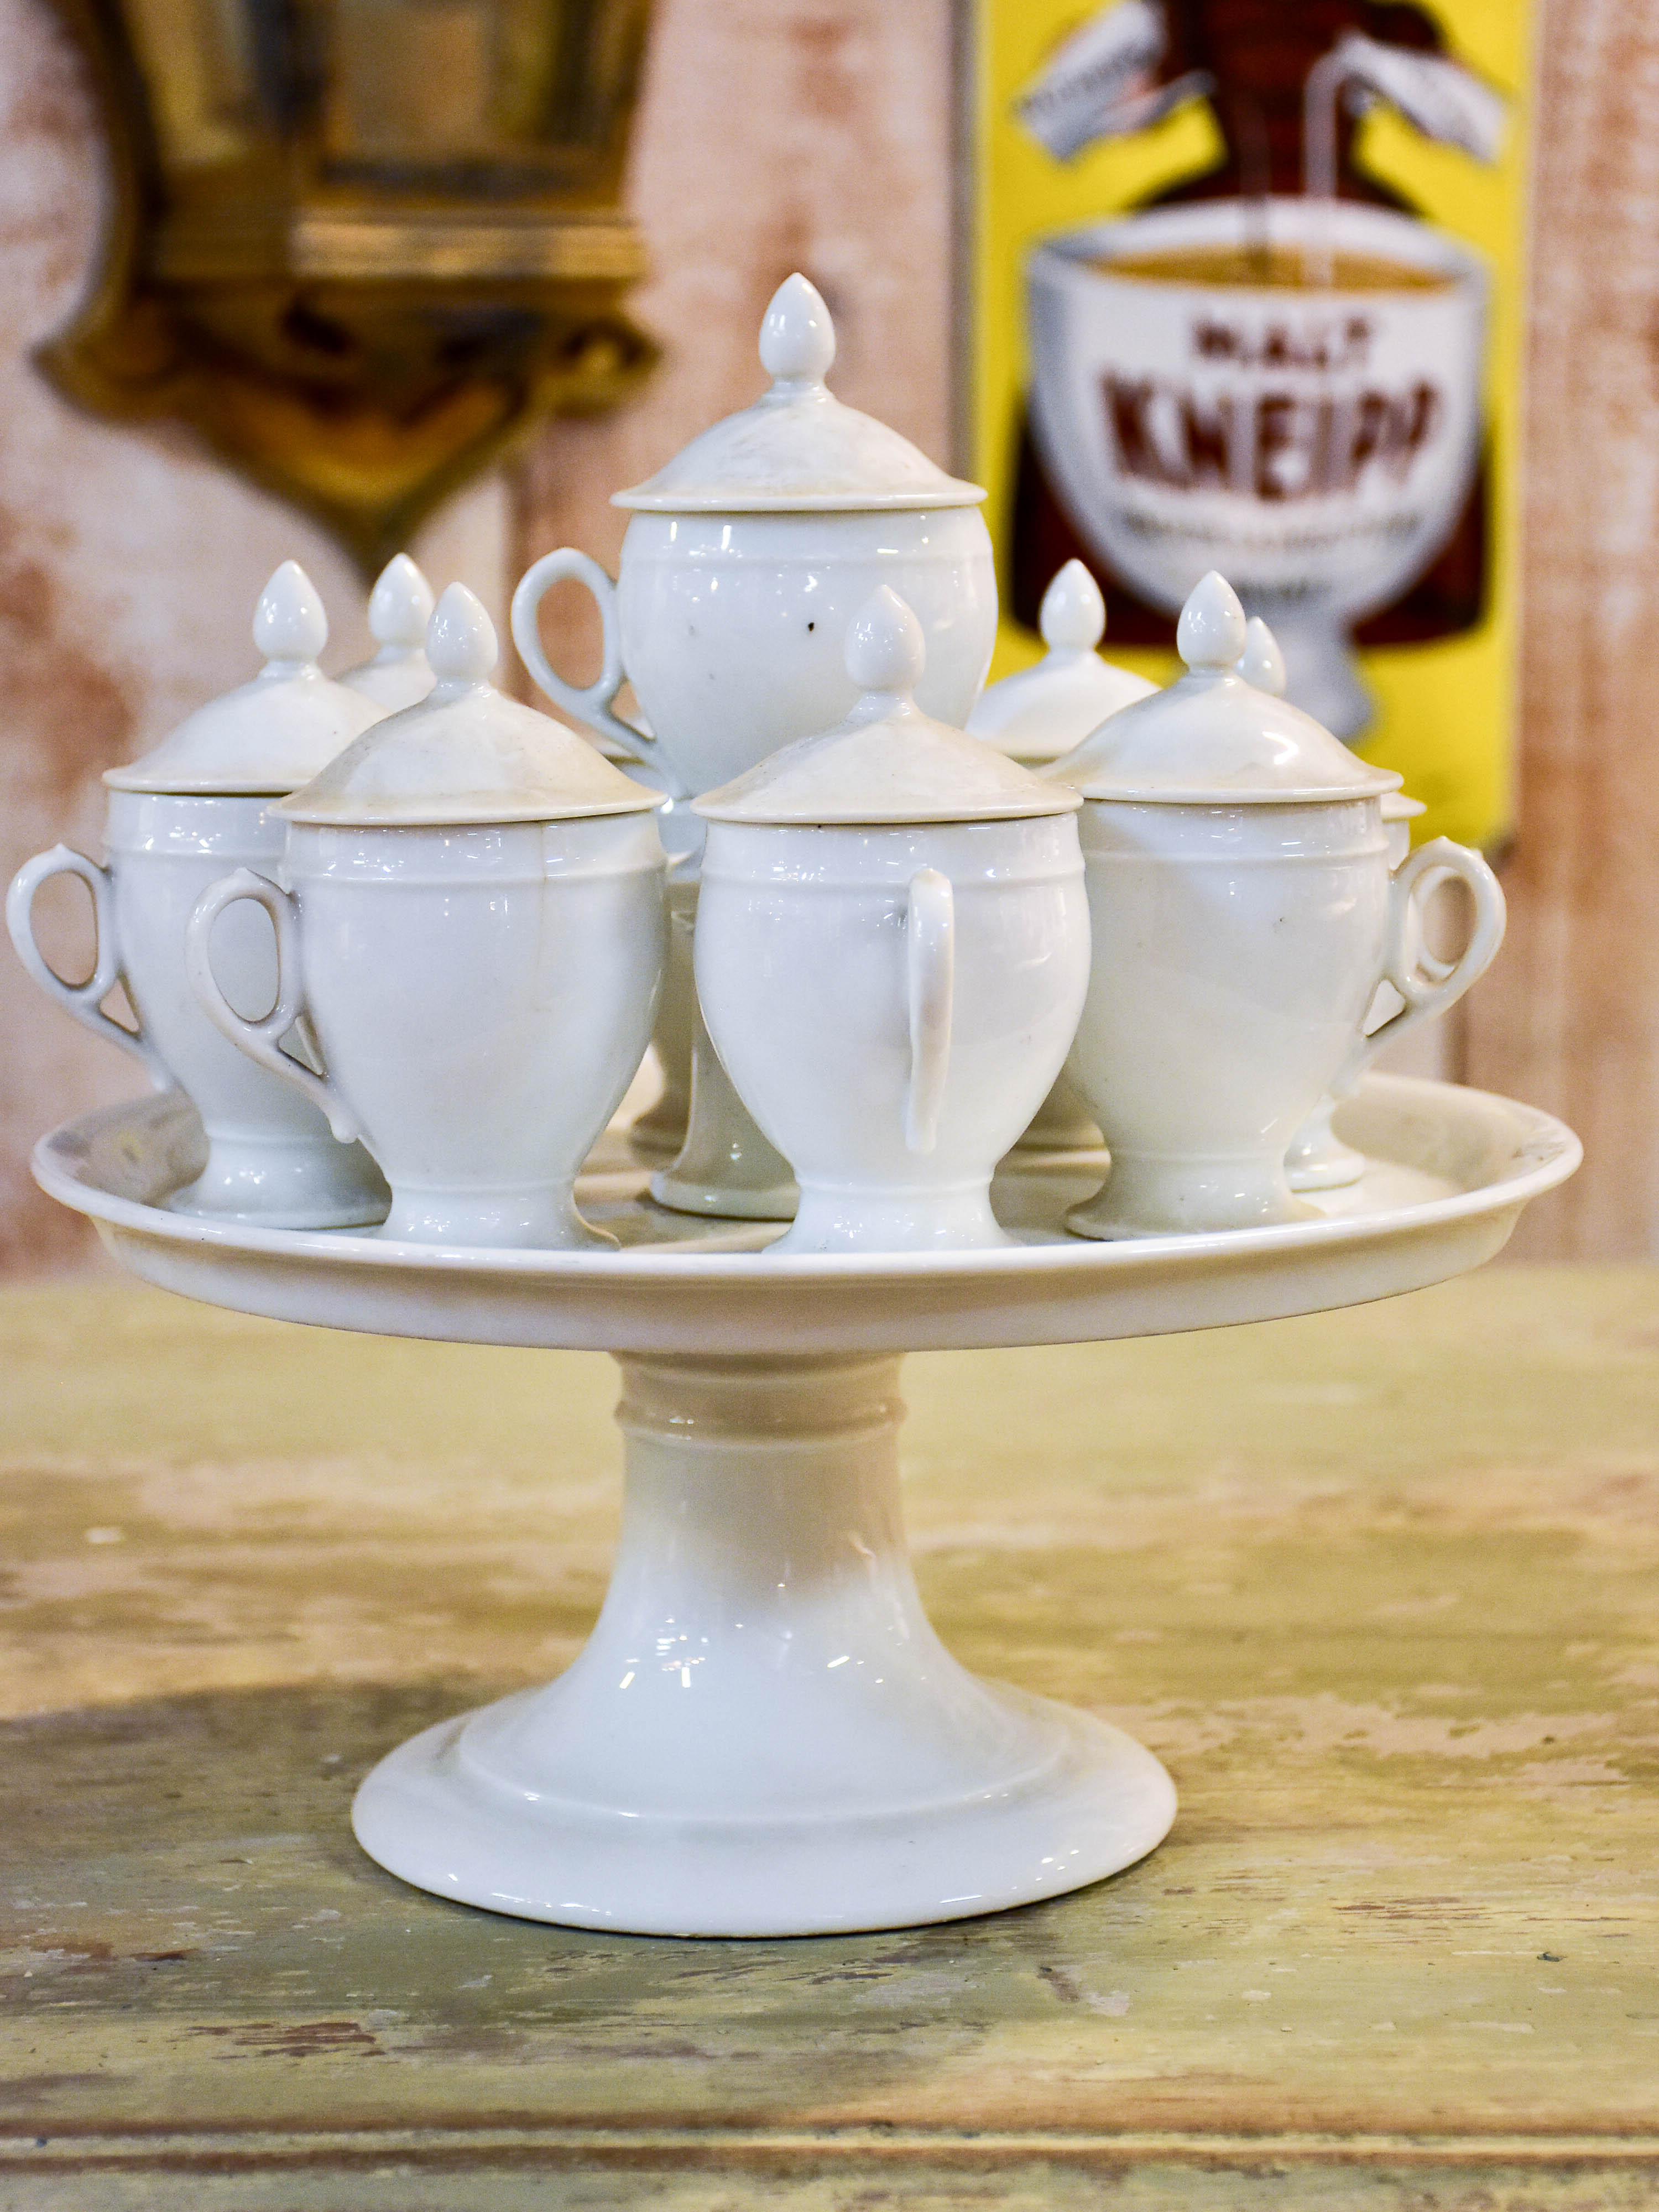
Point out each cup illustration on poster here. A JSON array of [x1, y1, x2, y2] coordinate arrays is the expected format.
[[1002, 1, 1507, 750]]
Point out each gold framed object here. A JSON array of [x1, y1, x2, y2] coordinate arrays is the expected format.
[[42, 0, 659, 570]]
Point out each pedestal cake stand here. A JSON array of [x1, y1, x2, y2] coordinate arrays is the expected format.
[[35, 1074, 1578, 1939]]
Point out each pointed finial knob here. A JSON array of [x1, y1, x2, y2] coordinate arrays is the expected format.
[[1237, 615, 1287, 697], [759, 273, 836, 386], [426, 583, 498, 685], [369, 554, 435, 650], [254, 562, 327, 666], [1176, 571, 1248, 671], [1040, 560, 1106, 654], [845, 586, 925, 696]]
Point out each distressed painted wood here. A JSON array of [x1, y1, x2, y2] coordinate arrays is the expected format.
[[1462, 0, 1659, 1258], [0, 1273, 1655, 2203]]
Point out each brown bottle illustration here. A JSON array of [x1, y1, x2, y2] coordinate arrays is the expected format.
[[1010, 0, 1491, 738]]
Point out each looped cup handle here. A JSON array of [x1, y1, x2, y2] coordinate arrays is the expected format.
[[905, 869, 954, 1155], [7, 844, 169, 1086], [510, 549, 669, 772], [185, 869, 362, 1144], [1336, 836, 1506, 1095]]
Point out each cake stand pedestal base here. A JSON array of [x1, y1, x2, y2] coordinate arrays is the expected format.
[[353, 1351, 1176, 1937]]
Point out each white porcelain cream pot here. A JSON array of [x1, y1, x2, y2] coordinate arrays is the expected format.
[[7, 563, 390, 1225], [510, 274, 997, 801], [187, 588, 666, 1250], [969, 560, 1156, 1156], [1051, 572, 1503, 1240], [512, 276, 996, 1223], [693, 588, 1088, 1256]]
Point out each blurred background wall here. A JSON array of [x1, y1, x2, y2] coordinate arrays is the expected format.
[[0, 0, 1642, 1267]]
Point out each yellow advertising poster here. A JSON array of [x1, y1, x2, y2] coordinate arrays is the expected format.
[[967, 0, 1532, 848]]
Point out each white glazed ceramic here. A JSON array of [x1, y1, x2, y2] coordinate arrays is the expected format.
[[572, 742, 696, 1168], [564, 504, 998, 790], [1236, 612, 1287, 698], [1066, 797, 1380, 1235], [1381, 790, 1424, 874], [625, 877, 696, 1165], [1285, 804, 1499, 1193], [969, 560, 1155, 1156], [1053, 575, 1502, 1239], [693, 590, 1088, 1256], [339, 554, 436, 712], [607, 684, 795, 1215], [698, 818, 1087, 1254], [1235, 617, 1491, 1194], [362, 1351, 1173, 1937], [573, 744, 700, 1168], [6, 564, 389, 1225], [510, 276, 998, 1222], [1027, 197, 1486, 737], [1259, 594, 1464, 1185], [33, 1073, 1579, 1936], [104, 562, 388, 796], [646, 980, 799, 1219], [1256, 611, 1366, 1191], [186, 588, 666, 1249], [510, 274, 997, 799], [966, 560, 1156, 764]]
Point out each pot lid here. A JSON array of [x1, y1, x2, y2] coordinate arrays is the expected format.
[[695, 587, 1081, 826], [1238, 614, 1422, 823], [1235, 613, 1286, 697], [613, 275, 985, 515], [281, 586, 661, 828], [1048, 573, 1401, 805], [338, 554, 436, 713], [966, 561, 1157, 763], [105, 564, 387, 794]]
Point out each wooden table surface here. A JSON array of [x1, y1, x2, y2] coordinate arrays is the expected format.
[[1, 1272, 1656, 2208]]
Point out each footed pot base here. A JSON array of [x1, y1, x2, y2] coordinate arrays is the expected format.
[[627, 1107, 690, 1166], [649, 1166, 798, 1221], [769, 1180, 1016, 1257], [378, 1183, 612, 1250], [1286, 1097, 1368, 1193], [1287, 1137, 1368, 1192], [649, 1019, 799, 1222], [167, 1132, 388, 1230], [1068, 1150, 1317, 1240]]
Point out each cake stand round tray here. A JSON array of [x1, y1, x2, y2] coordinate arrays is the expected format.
[[36, 1074, 1579, 1939]]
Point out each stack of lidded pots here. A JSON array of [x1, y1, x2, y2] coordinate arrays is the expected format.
[[7, 282, 1511, 1265], [510, 274, 999, 1221]]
